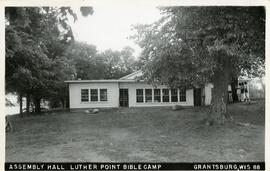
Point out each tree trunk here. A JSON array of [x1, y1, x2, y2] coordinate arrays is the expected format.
[[61, 99, 66, 109], [231, 76, 239, 102], [207, 52, 232, 125], [34, 97, 41, 113], [26, 94, 30, 114], [19, 94, 23, 117]]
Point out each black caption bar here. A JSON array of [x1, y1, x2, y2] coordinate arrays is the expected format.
[[5, 162, 265, 170]]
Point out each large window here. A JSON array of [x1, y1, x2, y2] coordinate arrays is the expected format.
[[90, 89, 98, 101], [145, 89, 152, 102], [162, 89, 169, 102], [171, 89, 178, 102], [81, 89, 89, 102], [180, 89, 186, 102], [100, 89, 107, 101], [154, 89, 161, 102], [136, 89, 144, 103]]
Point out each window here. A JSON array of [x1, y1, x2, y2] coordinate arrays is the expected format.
[[136, 89, 144, 103], [90, 89, 98, 101], [162, 89, 169, 102], [145, 89, 152, 102], [171, 89, 178, 102], [180, 89, 186, 102], [81, 89, 89, 102], [100, 89, 107, 101], [154, 89, 161, 102]]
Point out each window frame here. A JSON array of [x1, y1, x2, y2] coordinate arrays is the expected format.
[[81, 89, 89, 102], [145, 89, 153, 103], [90, 89, 98, 102], [162, 89, 169, 102], [154, 89, 161, 102], [100, 89, 108, 101], [171, 89, 178, 102], [180, 89, 186, 102], [136, 89, 144, 103]]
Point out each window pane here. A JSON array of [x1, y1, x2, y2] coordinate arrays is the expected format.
[[81, 89, 89, 102], [162, 89, 169, 102], [163, 96, 169, 102], [145, 89, 152, 95], [171, 89, 177, 95], [145, 89, 152, 102], [154, 89, 160, 95], [171, 89, 178, 102], [91, 89, 98, 101], [91, 89, 98, 95], [162, 89, 169, 95], [154, 89, 161, 102], [91, 96, 98, 101], [180, 90, 186, 102], [136, 89, 143, 95], [136, 89, 143, 103], [100, 89, 107, 101], [137, 96, 143, 103]]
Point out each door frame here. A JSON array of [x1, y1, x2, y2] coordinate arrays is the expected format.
[[119, 88, 129, 107], [194, 88, 202, 106]]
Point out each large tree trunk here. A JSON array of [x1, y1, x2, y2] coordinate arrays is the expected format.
[[34, 97, 41, 113], [26, 93, 30, 114], [231, 76, 239, 102], [61, 99, 66, 109], [19, 94, 23, 117], [207, 52, 232, 125]]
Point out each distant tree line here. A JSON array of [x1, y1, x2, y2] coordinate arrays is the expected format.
[[5, 7, 138, 115]]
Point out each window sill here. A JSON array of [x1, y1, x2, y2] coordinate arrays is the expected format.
[[136, 101, 187, 104], [80, 101, 108, 104]]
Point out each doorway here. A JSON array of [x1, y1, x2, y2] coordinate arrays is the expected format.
[[194, 88, 202, 106], [119, 89, 129, 107]]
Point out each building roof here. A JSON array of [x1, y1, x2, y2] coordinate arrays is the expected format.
[[65, 70, 144, 83], [119, 70, 143, 80], [65, 70, 254, 84], [65, 79, 143, 83]]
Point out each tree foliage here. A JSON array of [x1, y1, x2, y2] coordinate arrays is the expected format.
[[132, 7, 265, 124], [6, 6, 138, 114], [132, 7, 265, 87], [98, 47, 137, 79], [64, 42, 138, 80], [5, 7, 92, 113]]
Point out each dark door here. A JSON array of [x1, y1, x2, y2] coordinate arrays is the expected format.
[[119, 89, 129, 107], [194, 88, 201, 106]]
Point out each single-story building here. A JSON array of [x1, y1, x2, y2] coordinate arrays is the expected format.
[[65, 70, 214, 109], [65, 70, 250, 109]]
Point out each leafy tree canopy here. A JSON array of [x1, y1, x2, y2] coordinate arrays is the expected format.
[[64, 41, 138, 80], [5, 7, 93, 112], [132, 7, 265, 89], [132, 6, 265, 124]]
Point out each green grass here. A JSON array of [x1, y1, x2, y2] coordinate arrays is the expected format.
[[6, 100, 264, 162]]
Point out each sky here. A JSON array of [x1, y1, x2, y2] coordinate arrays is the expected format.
[[71, 5, 162, 57]]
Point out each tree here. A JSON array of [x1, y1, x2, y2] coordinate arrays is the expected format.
[[63, 41, 106, 80], [132, 7, 265, 124], [120, 46, 137, 73], [64, 43, 138, 80], [98, 47, 137, 79], [5, 7, 93, 114]]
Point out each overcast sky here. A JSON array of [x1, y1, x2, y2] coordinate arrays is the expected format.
[[71, 6, 162, 57]]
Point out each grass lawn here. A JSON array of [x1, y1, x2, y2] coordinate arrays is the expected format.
[[6, 100, 264, 162]]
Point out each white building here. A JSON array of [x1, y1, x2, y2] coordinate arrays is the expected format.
[[65, 71, 220, 109]]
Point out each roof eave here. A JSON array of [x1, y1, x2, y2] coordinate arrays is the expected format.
[[65, 79, 145, 83]]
